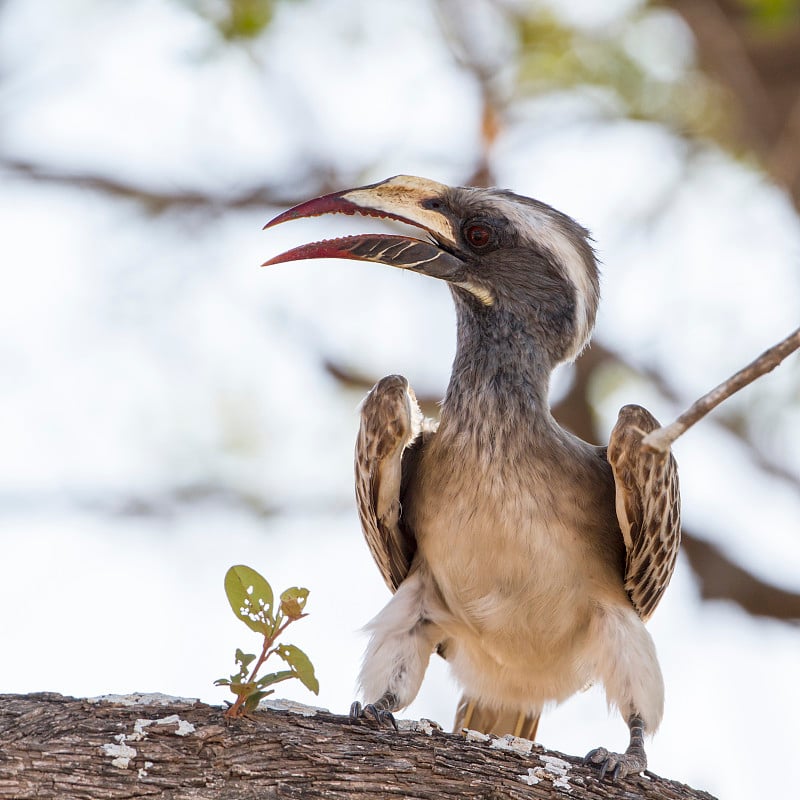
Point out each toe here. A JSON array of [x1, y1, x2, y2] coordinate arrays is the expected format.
[[360, 704, 399, 731], [381, 710, 399, 732], [362, 703, 381, 724], [584, 746, 609, 765]]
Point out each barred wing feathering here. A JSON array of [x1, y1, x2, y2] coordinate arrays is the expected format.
[[608, 404, 681, 621]]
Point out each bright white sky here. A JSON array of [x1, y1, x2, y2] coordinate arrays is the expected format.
[[0, 2, 799, 799]]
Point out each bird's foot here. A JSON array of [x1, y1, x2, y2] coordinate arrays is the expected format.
[[584, 746, 646, 781], [349, 700, 399, 731]]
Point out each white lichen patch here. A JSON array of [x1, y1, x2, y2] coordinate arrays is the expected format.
[[553, 776, 573, 792], [490, 734, 534, 755], [88, 692, 199, 706], [103, 712, 196, 774], [131, 714, 196, 740], [173, 717, 195, 736], [101, 742, 137, 769], [261, 698, 328, 716], [130, 720, 149, 741], [518, 768, 541, 786], [540, 755, 571, 775], [398, 718, 442, 735], [518, 754, 574, 792], [462, 728, 491, 743]]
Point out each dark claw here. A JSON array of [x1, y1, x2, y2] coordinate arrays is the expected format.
[[364, 703, 399, 731], [349, 700, 363, 723], [349, 700, 398, 731]]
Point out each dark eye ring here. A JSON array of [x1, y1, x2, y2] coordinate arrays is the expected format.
[[464, 223, 493, 249]]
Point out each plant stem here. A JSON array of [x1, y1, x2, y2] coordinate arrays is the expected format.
[[225, 616, 295, 718]]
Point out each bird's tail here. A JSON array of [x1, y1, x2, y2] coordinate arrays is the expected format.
[[454, 695, 540, 741]]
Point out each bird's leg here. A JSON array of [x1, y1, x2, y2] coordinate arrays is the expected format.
[[584, 713, 647, 781], [350, 569, 442, 731], [585, 605, 663, 780]]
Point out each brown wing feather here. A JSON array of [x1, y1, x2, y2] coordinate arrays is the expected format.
[[354, 375, 430, 592], [607, 404, 681, 621]]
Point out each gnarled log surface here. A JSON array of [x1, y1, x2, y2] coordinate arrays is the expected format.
[[0, 693, 716, 800]]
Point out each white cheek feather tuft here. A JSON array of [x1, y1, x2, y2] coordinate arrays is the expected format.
[[495, 199, 597, 361], [455, 280, 495, 306]]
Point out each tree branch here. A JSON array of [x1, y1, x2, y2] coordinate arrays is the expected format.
[[0, 157, 342, 214], [642, 327, 800, 452], [682, 535, 800, 622], [0, 693, 716, 799], [664, 0, 800, 204]]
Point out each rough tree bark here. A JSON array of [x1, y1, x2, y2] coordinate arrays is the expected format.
[[0, 693, 716, 800]]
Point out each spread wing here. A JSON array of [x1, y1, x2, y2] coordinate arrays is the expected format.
[[607, 404, 681, 622], [354, 375, 431, 592]]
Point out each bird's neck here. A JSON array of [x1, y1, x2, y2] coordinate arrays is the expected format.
[[441, 307, 556, 436]]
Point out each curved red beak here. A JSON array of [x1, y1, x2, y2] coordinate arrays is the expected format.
[[262, 175, 465, 281]]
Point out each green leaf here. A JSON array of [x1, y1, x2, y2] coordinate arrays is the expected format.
[[279, 587, 309, 620], [225, 565, 275, 635], [276, 644, 319, 695], [256, 669, 294, 688], [235, 649, 257, 669], [229, 681, 258, 697], [214, 678, 231, 686], [243, 689, 273, 713]]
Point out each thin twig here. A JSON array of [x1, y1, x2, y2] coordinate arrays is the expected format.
[[642, 327, 800, 453]]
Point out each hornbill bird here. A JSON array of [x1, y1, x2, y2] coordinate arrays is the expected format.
[[264, 175, 681, 781]]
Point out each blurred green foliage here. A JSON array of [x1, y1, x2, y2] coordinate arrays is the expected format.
[[184, 0, 735, 144], [218, 0, 274, 40], [184, 0, 303, 41], [512, 11, 726, 141], [741, 0, 800, 27]]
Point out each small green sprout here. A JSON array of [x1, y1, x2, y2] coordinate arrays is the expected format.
[[215, 564, 319, 718]]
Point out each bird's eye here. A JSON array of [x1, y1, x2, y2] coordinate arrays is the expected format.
[[464, 223, 493, 249]]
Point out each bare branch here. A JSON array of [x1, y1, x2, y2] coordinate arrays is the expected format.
[[767, 92, 800, 191], [434, 0, 508, 187], [665, 0, 800, 206], [643, 327, 800, 453], [682, 534, 800, 623], [0, 156, 343, 214]]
